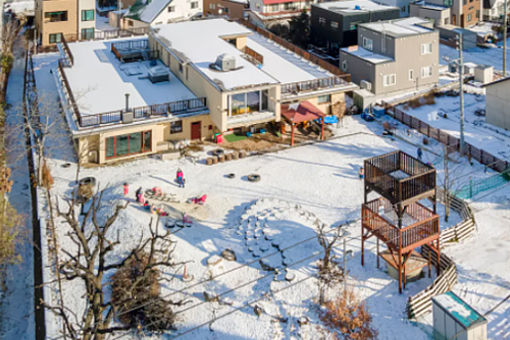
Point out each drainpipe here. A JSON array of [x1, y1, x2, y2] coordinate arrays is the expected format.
[[125, 93, 130, 112]]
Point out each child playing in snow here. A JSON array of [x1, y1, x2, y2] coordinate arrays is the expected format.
[[123, 183, 129, 196], [136, 187, 144, 204], [176, 168, 185, 188]]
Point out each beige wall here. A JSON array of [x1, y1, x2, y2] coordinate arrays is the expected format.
[[37, 0, 78, 46], [486, 81, 510, 130], [120, 17, 150, 30]]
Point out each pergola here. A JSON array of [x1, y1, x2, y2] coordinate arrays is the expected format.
[[281, 101, 325, 146]]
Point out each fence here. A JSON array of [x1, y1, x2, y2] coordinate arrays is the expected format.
[[406, 189, 476, 320], [281, 76, 351, 95], [407, 246, 457, 319], [238, 19, 351, 81], [244, 46, 264, 65], [455, 169, 510, 199], [386, 106, 510, 173]]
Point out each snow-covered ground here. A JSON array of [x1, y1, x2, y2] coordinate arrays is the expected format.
[[397, 92, 510, 163], [440, 38, 509, 71], [30, 47, 510, 339]]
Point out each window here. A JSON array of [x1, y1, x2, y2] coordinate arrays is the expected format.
[[476, 10, 480, 18], [467, 13, 472, 21], [81, 28, 94, 40], [105, 131, 151, 159], [421, 66, 432, 78], [341, 60, 348, 71], [128, 19, 134, 27], [179, 63, 183, 73], [319, 17, 326, 25], [362, 37, 373, 50], [330, 21, 338, 29], [409, 69, 414, 80], [383, 74, 396, 87], [81, 9, 94, 21], [228, 89, 268, 116], [421, 43, 432, 55], [191, 1, 198, 8], [168, 5, 175, 11], [208, 4, 214, 9], [318, 94, 331, 104], [49, 33, 62, 44], [44, 11, 67, 22], [170, 121, 183, 133]]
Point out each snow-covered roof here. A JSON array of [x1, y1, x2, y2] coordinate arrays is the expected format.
[[152, 19, 332, 91], [341, 45, 393, 64], [126, 0, 171, 23], [413, 1, 449, 10], [360, 17, 434, 37], [63, 37, 198, 116], [314, 0, 399, 14]]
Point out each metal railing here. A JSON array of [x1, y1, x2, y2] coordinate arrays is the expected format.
[[60, 35, 74, 66], [281, 76, 350, 95]]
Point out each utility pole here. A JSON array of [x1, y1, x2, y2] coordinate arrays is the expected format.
[[504, 0, 508, 75], [343, 238, 347, 296], [458, 32, 465, 155]]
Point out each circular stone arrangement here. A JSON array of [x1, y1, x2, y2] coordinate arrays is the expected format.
[[235, 198, 325, 281]]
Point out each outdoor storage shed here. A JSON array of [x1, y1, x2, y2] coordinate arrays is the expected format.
[[432, 291, 487, 340]]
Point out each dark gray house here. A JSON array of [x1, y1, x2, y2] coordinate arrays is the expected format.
[[310, 0, 400, 53]]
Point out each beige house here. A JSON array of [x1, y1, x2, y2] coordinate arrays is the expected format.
[[54, 19, 356, 164], [35, 0, 96, 46], [484, 77, 510, 131], [340, 17, 439, 97], [410, 0, 482, 28]]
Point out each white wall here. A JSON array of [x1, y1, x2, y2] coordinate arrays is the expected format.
[[151, 0, 202, 25], [373, 0, 411, 16], [486, 81, 510, 130], [78, 0, 96, 37]]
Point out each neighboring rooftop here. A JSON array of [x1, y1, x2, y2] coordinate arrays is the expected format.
[[413, 0, 449, 10], [314, 0, 399, 14], [433, 292, 487, 329], [360, 17, 434, 37], [341, 45, 393, 64], [152, 19, 333, 91], [63, 37, 198, 116]]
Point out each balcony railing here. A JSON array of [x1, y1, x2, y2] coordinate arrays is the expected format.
[[281, 76, 351, 96], [362, 197, 439, 253]]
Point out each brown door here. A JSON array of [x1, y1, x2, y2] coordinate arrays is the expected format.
[[191, 121, 201, 140]]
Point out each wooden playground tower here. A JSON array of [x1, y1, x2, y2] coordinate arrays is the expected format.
[[361, 150, 441, 293]]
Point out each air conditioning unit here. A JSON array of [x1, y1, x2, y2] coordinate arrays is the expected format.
[[360, 80, 372, 91], [215, 53, 236, 71]]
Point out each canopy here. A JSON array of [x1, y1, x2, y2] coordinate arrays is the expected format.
[[281, 101, 325, 124]]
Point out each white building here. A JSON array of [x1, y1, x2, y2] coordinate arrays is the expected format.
[[78, 0, 96, 39], [121, 0, 202, 29], [484, 77, 510, 130], [483, 0, 504, 20]]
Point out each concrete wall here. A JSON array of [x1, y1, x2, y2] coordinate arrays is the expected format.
[[36, 0, 78, 45], [486, 80, 510, 130]]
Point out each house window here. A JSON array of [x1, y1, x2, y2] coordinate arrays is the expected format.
[[105, 131, 152, 159], [319, 17, 326, 25], [467, 13, 472, 21], [383, 74, 396, 87], [476, 10, 480, 18], [421, 66, 432, 78], [409, 69, 414, 80], [191, 1, 198, 8], [128, 19, 134, 26], [44, 11, 68, 22], [170, 121, 183, 133], [330, 21, 338, 29], [179, 63, 183, 73], [208, 3, 215, 9], [318, 94, 331, 104], [49, 33, 62, 44], [81, 28, 94, 40], [341, 60, 348, 71], [168, 5, 175, 11], [81, 9, 94, 21], [362, 37, 373, 50], [228, 89, 268, 116], [421, 43, 432, 55]]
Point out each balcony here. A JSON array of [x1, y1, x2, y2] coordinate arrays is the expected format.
[[362, 197, 440, 254], [226, 110, 276, 129], [364, 150, 436, 206], [280, 75, 354, 99]]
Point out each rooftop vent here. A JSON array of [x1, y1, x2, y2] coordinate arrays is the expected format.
[[210, 53, 237, 72], [148, 65, 170, 83]]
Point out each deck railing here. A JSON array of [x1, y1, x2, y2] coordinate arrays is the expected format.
[[244, 45, 264, 65], [281, 76, 351, 95], [60, 35, 74, 66], [362, 198, 440, 253]]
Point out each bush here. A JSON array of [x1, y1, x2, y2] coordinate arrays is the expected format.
[[41, 162, 54, 189], [111, 251, 176, 332], [320, 290, 377, 340]]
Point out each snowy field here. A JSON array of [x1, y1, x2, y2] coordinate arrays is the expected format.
[[30, 50, 510, 340], [440, 38, 509, 71], [397, 91, 510, 163]]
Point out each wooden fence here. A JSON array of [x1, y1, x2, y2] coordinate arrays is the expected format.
[[386, 106, 510, 173], [238, 19, 351, 81], [406, 190, 475, 320]]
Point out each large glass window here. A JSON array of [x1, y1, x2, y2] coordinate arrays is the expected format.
[[105, 131, 151, 159], [231, 93, 246, 116], [45, 11, 68, 22], [81, 9, 94, 21], [49, 33, 62, 44], [246, 91, 260, 113], [81, 28, 94, 40]]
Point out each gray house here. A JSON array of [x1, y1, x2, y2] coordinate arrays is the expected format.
[[339, 17, 439, 97]]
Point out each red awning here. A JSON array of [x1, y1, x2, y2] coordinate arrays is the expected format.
[[281, 101, 325, 124]]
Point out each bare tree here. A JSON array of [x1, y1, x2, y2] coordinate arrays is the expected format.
[[440, 145, 464, 222], [0, 12, 26, 104], [42, 188, 189, 339]]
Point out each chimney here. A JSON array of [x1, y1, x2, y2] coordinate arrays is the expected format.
[[125, 93, 130, 112]]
